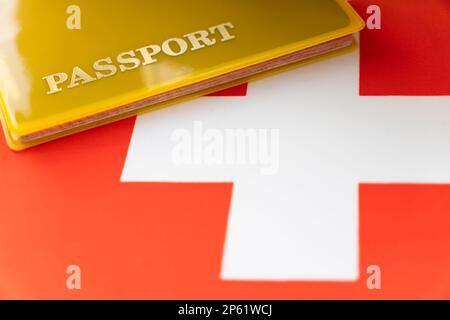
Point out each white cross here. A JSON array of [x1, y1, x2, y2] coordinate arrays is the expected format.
[[121, 44, 450, 281]]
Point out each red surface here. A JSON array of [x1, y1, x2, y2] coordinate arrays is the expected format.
[[207, 83, 248, 96], [356, 0, 450, 95], [0, 1, 449, 299]]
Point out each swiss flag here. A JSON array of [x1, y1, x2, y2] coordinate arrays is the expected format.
[[0, 0, 449, 299]]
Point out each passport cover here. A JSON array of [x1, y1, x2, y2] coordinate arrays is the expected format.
[[0, 0, 364, 150]]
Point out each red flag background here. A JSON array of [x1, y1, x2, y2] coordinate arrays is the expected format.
[[0, 0, 449, 299]]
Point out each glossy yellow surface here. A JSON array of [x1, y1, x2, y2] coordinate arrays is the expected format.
[[0, 0, 364, 150]]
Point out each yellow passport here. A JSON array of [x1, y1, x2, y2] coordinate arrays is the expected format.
[[0, 0, 364, 150]]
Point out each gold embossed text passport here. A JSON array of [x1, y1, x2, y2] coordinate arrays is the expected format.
[[0, 0, 364, 150]]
